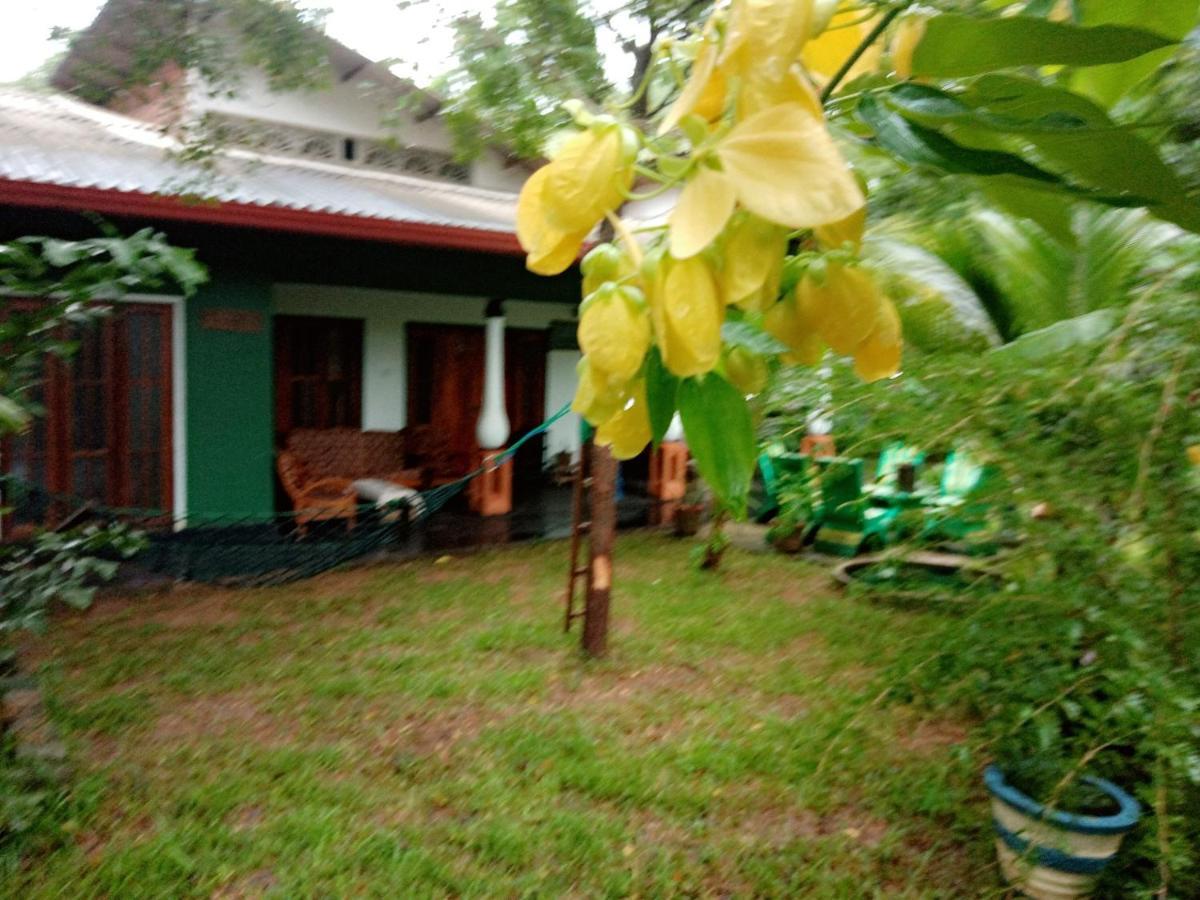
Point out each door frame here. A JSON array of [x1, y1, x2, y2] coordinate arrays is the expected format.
[[0, 292, 186, 535]]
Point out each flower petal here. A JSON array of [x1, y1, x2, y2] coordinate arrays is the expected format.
[[804, 8, 883, 85], [544, 127, 633, 234], [719, 212, 788, 307], [718, 103, 864, 229], [803, 263, 883, 355], [527, 228, 588, 276], [814, 204, 867, 250], [659, 39, 720, 136], [853, 297, 902, 381], [669, 167, 736, 259], [595, 380, 651, 459]]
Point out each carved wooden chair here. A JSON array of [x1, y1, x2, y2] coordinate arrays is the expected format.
[[275, 449, 357, 531]]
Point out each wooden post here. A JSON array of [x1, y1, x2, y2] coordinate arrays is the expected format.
[[582, 442, 617, 657]]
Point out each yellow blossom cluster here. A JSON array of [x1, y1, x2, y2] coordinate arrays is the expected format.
[[516, 0, 909, 460]]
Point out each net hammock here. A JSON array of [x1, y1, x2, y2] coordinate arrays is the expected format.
[[1, 403, 573, 588]]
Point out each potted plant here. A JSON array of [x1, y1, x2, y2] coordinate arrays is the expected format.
[[983, 756, 1140, 900], [674, 462, 707, 537]]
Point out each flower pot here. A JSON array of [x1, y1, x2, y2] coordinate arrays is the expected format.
[[674, 503, 704, 537], [984, 765, 1140, 900], [770, 528, 805, 554]]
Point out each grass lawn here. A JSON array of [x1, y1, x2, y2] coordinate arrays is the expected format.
[[8, 535, 998, 898]]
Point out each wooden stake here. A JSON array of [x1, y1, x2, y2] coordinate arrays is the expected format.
[[582, 442, 617, 657]]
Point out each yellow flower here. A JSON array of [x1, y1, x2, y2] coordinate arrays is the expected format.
[[595, 380, 652, 460], [890, 16, 927, 80], [545, 124, 637, 234], [577, 283, 652, 386], [646, 251, 723, 378], [659, 38, 726, 136], [799, 263, 883, 355], [723, 0, 815, 84], [803, 6, 883, 87], [719, 212, 788, 310], [738, 66, 822, 121], [764, 290, 825, 365], [853, 296, 902, 382], [669, 165, 737, 259], [571, 357, 628, 427], [724, 346, 770, 394], [516, 166, 588, 275], [813, 204, 867, 251], [715, 102, 864, 230]]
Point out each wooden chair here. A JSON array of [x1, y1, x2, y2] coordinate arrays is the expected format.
[[276, 449, 357, 530]]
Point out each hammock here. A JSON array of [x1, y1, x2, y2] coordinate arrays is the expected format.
[[1, 404, 573, 588]]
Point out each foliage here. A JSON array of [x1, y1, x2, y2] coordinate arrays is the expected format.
[[868, 202, 1195, 346], [0, 228, 205, 870], [0, 227, 207, 432], [763, 284, 1200, 895], [60, 0, 330, 106], [0, 527, 145, 638], [510, 0, 1198, 512]]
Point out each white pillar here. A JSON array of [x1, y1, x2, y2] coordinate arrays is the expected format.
[[476, 299, 511, 449]]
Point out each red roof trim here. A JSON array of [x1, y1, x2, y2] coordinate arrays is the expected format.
[[0, 178, 524, 256]]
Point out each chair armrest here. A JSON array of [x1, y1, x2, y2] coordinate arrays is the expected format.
[[385, 470, 424, 489], [303, 476, 355, 496]]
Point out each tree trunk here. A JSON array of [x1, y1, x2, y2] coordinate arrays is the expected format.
[[582, 442, 617, 657]]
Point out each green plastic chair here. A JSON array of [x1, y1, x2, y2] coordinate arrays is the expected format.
[[811, 458, 898, 557], [923, 449, 1000, 547], [874, 442, 926, 489]]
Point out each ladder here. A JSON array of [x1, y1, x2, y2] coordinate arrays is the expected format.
[[563, 439, 593, 632]]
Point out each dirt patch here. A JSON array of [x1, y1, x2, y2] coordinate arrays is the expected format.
[[211, 869, 279, 899], [228, 805, 266, 833], [150, 691, 288, 747], [547, 663, 705, 708], [895, 716, 969, 756], [377, 705, 491, 763], [734, 805, 889, 849]]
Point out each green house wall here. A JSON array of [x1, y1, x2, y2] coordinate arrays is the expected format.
[[186, 275, 274, 520]]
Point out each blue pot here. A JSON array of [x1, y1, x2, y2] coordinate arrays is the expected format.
[[984, 765, 1140, 899]]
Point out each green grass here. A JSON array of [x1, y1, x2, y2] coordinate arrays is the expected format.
[[7, 536, 998, 897]]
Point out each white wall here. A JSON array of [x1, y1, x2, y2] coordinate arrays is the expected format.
[[545, 349, 583, 460], [272, 284, 581, 461], [193, 68, 451, 148]]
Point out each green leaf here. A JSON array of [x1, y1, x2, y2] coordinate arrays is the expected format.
[[644, 347, 680, 447], [678, 373, 757, 515], [965, 76, 1195, 225], [1072, 0, 1200, 105], [0, 394, 30, 433], [911, 14, 1177, 78], [991, 308, 1120, 362], [858, 95, 1063, 183], [720, 319, 788, 355], [973, 176, 1076, 244]]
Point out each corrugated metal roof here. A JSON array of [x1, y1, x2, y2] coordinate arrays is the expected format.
[[0, 88, 520, 236]]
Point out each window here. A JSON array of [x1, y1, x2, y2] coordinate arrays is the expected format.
[[2, 302, 174, 529], [274, 315, 364, 438]]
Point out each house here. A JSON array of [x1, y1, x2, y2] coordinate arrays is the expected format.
[[0, 0, 593, 533]]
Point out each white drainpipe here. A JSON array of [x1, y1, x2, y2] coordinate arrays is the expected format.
[[476, 298, 511, 450]]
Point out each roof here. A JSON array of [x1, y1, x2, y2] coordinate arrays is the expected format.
[[0, 88, 524, 254]]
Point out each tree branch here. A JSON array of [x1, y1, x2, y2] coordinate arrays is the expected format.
[[820, 4, 905, 104]]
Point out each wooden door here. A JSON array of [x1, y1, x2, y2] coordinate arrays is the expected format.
[[406, 323, 548, 487], [274, 315, 363, 440], [2, 302, 174, 530]]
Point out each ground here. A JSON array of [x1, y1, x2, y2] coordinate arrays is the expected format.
[[8, 535, 996, 898]]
